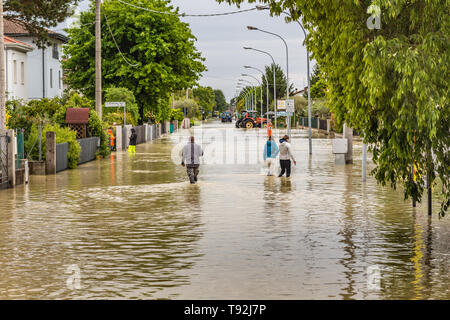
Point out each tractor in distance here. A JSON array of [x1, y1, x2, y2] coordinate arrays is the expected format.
[[235, 110, 268, 129]]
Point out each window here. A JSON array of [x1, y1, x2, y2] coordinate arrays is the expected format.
[[52, 43, 59, 60], [13, 60, 17, 84], [21, 62, 25, 85], [50, 68, 53, 89], [59, 70, 61, 89]]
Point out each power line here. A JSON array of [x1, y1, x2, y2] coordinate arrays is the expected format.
[[103, 11, 139, 67], [116, 0, 257, 17]]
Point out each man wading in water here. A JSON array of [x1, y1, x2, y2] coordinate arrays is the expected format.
[[181, 136, 204, 184]]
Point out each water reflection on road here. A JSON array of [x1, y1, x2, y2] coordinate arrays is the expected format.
[[0, 121, 448, 299]]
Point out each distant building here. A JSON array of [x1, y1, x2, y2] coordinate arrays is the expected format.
[[4, 36, 33, 101], [4, 19, 68, 101], [292, 87, 308, 97]]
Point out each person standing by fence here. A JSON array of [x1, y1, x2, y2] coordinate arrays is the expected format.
[[181, 136, 203, 184], [128, 128, 137, 154]]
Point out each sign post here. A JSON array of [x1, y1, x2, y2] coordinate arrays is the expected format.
[[105, 102, 126, 126], [277, 100, 294, 136]]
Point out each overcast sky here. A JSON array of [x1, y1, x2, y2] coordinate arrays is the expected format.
[[63, 0, 311, 102]]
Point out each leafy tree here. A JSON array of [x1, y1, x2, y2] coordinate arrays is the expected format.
[[25, 124, 81, 168], [63, 0, 205, 123], [214, 89, 228, 112], [193, 86, 215, 114], [220, 0, 449, 216], [261, 63, 295, 107], [174, 99, 199, 119], [294, 96, 307, 116], [4, 0, 79, 47], [170, 108, 185, 123], [304, 64, 327, 99], [103, 87, 139, 125]]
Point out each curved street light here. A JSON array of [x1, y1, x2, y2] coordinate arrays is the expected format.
[[243, 47, 277, 129], [247, 26, 291, 137], [242, 73, 263, 123], [238, 79, 257, 111], [238, 86, 252, 110], [244, 66, 269, 125], [237, 84, 252, 110], [256, 5, 312, 153]]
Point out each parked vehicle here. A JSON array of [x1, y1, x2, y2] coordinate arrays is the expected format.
[[220, 112, 232, 123], [236, 110, 268, 129]]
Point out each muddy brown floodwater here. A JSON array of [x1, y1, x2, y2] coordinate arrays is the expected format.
[[0, 121, 448, 299]]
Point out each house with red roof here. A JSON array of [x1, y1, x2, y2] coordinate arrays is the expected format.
[[4, 19, 68, 101]]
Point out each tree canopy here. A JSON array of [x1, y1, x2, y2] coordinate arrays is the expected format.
[[63, 0, 205, 123], [305, 64, 327, 100], [262, 63, 295, 106], [214, 89, 228, 112], [193, 86, 215, 114], [219, 0, 449, 216], [4, 0, 79, 47]]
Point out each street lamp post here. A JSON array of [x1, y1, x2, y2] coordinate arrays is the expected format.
[[248, 26, 290, 138], [242, 73, 263, 127], [256, 5, 312, 154], [244, 66, 269, 128], [243, 47, 277, 130], [238, 85, 252, 110], [239, 79, 257, 111]]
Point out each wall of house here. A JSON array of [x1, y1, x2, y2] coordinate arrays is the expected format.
[[15, 37, 64, 100], [5, 49, 28, 101]]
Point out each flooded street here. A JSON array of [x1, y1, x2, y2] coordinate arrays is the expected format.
[[0, 121, 449, 300]]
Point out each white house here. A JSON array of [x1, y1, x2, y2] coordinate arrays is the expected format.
[[4, 19, 68, 101], [4, 36, 33, 101]]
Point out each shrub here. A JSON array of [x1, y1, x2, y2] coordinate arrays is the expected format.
[[174, 99, 200, 118], [25, 124, 81, 168], [6, 98, 64, 135], [170, 108, 184, 123], [104, 87, 140, 125], [103, 111, 134, 128], [88, 110, 110, 158]]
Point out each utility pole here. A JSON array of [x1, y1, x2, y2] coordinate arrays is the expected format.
[[95, 0, 102, 120], [0, 1, 6, 131]]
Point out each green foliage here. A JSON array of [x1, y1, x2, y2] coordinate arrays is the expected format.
[[63, 0, 205, 124], [6, 98, 65, 136], [170, 108, 185, 123], [311, 98, 330, 119], [25, 124, 81, 169], [214, 89, 228, 112], [63, 92, 110, 157], [262, 63, 295, 105], [103, 111, 134, 127], [219, 0, 449, 216], [88, 109, 110, 158], [304, 64, 327, 99], [294, 96, 307, 115], [104, 87, 140, 125], [193, 86, 215, 113], [4, 0, 79, 48], [8, 92, 110, 159], [174, 99, 200, 119]]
